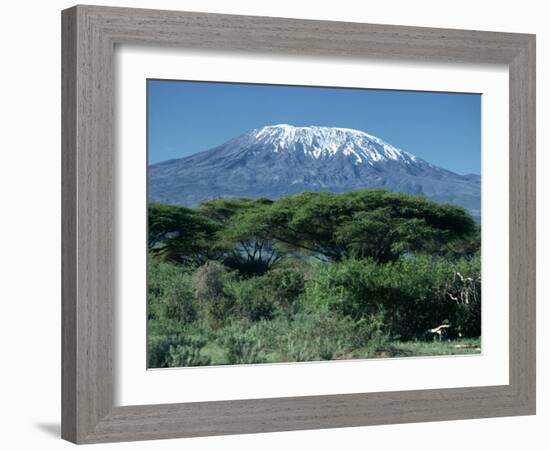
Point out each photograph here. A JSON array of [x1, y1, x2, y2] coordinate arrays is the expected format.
[[146, 79, 482, 368], [1, 1, 540, 446]]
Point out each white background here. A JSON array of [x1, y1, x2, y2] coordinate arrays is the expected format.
[[0, 1, 547, 449], [116, 47, 509, 405]]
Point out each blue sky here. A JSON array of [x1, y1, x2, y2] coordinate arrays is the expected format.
[[147, 79, 481, 175]]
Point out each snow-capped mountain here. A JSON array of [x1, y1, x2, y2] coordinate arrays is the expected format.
[[148, 124, 481, 220], [250, 124, 419, 164]]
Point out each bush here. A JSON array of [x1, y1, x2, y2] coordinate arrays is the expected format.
[[147, 334, 211, 368], [147, 244, 480, 367], [349, 314, 391, 353], [195, 261, 235, 321], [260, 266, 306, 316], [301, 256, 480, 340], [219, 322, 265, 364], [446, 258, 481, 337], [226, 278, 277, 321], [148, 257, 198, 324], [215, 312, 358, 364], [223, 265, 306, 322], [168, 336, 211, 367], [274, 310, 352, 361]]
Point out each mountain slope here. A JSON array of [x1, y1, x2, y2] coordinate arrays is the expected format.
[[148, 124, 481, 220]]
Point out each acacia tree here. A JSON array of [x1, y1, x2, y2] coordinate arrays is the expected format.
[[335, 210, 438, 262], [199, 197, 272, 224], [202, 198, 281, 274], [148, 203, 221, 265], [233, 190, 477, 263], [149, 190, 478, 268]]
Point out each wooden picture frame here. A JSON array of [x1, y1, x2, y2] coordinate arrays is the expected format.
[[62, 5, 536, 444]]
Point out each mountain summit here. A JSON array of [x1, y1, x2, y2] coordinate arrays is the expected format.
[[149, 124, 481, 220], [244, 124, 420, 165]]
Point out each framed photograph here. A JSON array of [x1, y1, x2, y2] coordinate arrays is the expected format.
[[62, 5, 536, 444]]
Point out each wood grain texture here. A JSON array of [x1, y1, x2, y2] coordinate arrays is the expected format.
[[61, 4, 536, 444], [61, 7, 77, 443], [508, 36, 536, 408], [62, 5, 114, 443]]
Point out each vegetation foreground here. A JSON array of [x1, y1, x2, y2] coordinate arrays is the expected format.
[[147, 189, 481, 368]]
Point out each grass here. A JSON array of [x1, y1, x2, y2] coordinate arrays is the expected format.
[[383, 338, 481, 358], [154, 336, 481, 367]]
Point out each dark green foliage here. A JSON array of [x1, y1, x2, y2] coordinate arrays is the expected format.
[[148, 257, 197, 324], [259, 265, 306, 316], [168, 336, 211, 367], [148, 202, 221, 265], [349, 314, 391, 352], [222, 252, 276, 277], [151, 191, 477, 267], [446, 264, 482, 337], [225, 189, 476, 263], [195, 261, 235, 322], [276, 311, 352, 361], [147, 189, 481, 368], [199, 197, 274, 224], [148, 334, 211, 368], [201, 198, 280, 275], [302, 256, 480, 340], [228, 278, 277, 321], [219, 322, 265, 364], [224, 265, 306, 321]]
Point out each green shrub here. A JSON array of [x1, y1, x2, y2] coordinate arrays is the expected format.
[[147, 233, 480, 367], [147, 334, 211, 368], [349, 314, 391, 353], [195, 261, 235, 322], [260, 266, 306, 316], [301, 256, 480, 340], [274, 310, 352, 361], [219, 322, 265, 364], [148, 257, 198, 324], [446, 258, 481, 337], [216, 311, 358, 364], [223, 265, 306, 322], [226, 278, 277, 321], [168, 336, 211, 367]]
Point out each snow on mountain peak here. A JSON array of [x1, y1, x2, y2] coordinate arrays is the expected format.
[[248, 124, 419, 165]]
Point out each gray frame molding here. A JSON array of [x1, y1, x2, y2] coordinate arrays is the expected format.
[[62, 5, 536, 444]]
